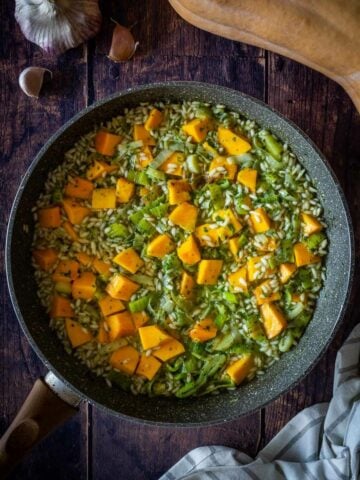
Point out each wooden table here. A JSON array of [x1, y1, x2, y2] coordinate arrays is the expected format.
[[1, 1, 359, 478]]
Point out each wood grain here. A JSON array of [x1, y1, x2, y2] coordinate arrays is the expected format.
[[0, 0, 359, 478]]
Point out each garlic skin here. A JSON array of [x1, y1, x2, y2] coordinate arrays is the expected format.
[[15, 0, 102, 55], [19, 67, 52, 97], [108, 22, 139, 63]]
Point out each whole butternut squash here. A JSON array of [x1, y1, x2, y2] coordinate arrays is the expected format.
[[168, 0, 360, 111]]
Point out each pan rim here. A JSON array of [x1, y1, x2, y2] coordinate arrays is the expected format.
[[5, 80, 355, 427]]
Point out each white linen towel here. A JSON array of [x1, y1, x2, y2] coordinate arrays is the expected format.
[[160, 323, 360, 480]]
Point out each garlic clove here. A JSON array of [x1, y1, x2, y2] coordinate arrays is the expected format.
[[15, 0, 102, 55], [19, 67, 52, 98], [108, 22, 139, 62]]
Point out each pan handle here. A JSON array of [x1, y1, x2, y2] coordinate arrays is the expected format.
[[0, 372, 81, 478]]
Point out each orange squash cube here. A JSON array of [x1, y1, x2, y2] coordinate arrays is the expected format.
[[95, 131, 122, 156], [71, 272, 97, 300], [293, 243, 321, 267], [237, 168, 257, 192], [137, 146, 154, 169], [247, 255, 274, 282], [32, 248, 58, 271], [279, 263, 297, 284], [138, 325, 172, 350], [213, 209, 242, 236], [160, 152, 185, 177], [180, 271, 196, 298], [182, 117, 212, 143], [228, 266, 248, 293], [98, 295, 125, 317], [218, 126, 251, 155], [86, 160, 117, 180], [52, 260, 79, 283], [147, 234, 175, 258], [63, 221, 79, 242], [209, 156, 237, 180], [194, 224, 228, 247], [260, 303, 288, 339], [225, 354, 254, 385], [92, 258, 111, 277], [197, 259, 223, 285], [254, 280, 280, 305], [169, 202, 198, 231], [136, 354, 161, 380], [145, 108, 163, 131], [167, 179, 191, 205], [97, 321, 109, 344], [133, 124, 156, 146], [106, 274, 140, 301], [189, 318, 217, 342], [110, 346, 139, 375], [75, 252, 93, 267], [65, 319, 93, 348], [113, 247, 144, 274], [63, 199, 91, 225], [106, 311, 135, 341], [153, 338, 185, 362], [50, 295, 74, 318], [38, 206, 61, 228], [177, 235, 201, 265], [64, 177, 94, 200], [250, 208, 272, 233], [301, 213, 323, 236], [116, 177, 135, 203], [132, 311, 150, 329], [92, 188, 117, 209]]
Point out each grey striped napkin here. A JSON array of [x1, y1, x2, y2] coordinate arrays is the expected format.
[[160, 324, 360, 480]]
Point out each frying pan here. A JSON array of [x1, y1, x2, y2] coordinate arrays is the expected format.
[[1, 82, 354, 476]]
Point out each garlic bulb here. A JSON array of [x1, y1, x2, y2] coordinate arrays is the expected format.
[[19, 67, 52, 97], [15, 0, 102, 55]]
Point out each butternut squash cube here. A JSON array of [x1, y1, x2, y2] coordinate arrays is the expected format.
[[218, 126, 251, 155], [279, 263, 297, 284], [137, 146, 153, 169], [32, 248, 58, 271], [63, 221, 79, 242], [106, 311, 135, 341], [75, 252, 93, 267], [72, 272, 97, 300], [228, 237, 240, 257], [256, 237, 278, 252], [64, 177, 94, 200], [293, 243, 321, 267], [177, 235, 201, 265], [110, 346, 139, 375], [106, 274, 140, 301], [195, 224, 228, 247], [260, 303, 287, 339], [167, 179, 191, 205], [237, 168, 257, 192], [52, 260, 79, 283], [301, 212, 323, 236], [113, 247, 144, 274], [147, 234, 175, 258], [38, 206, 61, 228], [153, 339, 185, 362], [95, 131, 122, 156], [138, 325, 172, 350], [145, 108, 163, 131], [160, 152, 185, 177], [51, 295, 74, 318], [225, 354, 254, 385], [250, 207, 272, 233], [254, 280, 280, 305], [97, 321, 109, 344], [247, 255, 274, 282], [92, 188, 117, 209], [189, 318, 217, 342], [197, 259, 223, 285], [133, 124, 156, 146], [65, 318, 93, 348], [116, 177, 135, 203], [98, 295, 125, 317], [182, 117, 212, 143], [169, 202, 198, 231], [213, 209, 242, 236], [86, 160, 117, 180], [136, 354, 162, 380], [209, 156, 237, 180], [93, 258, 111, 277], [63, 199, 91, 225], [132, 311, 150, 329], [228, 266, 248, 293], [180, 271, 196, 298]]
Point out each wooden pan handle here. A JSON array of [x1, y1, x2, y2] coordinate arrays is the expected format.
[[0, 374, 80, 478]]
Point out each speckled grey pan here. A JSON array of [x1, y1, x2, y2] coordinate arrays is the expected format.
[[6, 82, 354, 426]]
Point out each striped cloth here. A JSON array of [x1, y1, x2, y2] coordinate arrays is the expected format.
[[160, 324, 360, 480]]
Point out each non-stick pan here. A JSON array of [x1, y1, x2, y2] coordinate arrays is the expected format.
[[1, 82, 354, 476]]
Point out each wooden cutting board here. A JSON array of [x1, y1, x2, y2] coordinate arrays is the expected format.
[[169, 0, 360, 111]]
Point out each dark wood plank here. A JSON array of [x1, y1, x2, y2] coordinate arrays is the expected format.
[[0, 2, 89, 477], [261, 53, 360, 446]]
